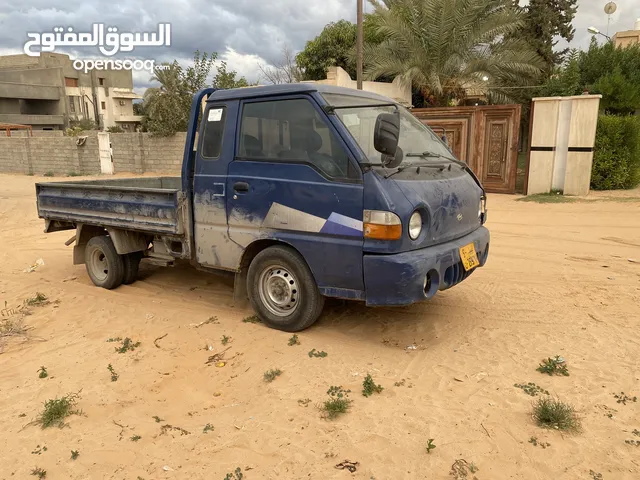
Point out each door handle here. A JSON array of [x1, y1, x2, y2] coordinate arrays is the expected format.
[[233, 181, 249, 193]]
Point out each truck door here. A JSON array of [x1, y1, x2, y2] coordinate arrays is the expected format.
[[226, 95, 365, 294], [192, 100, 243, 270]]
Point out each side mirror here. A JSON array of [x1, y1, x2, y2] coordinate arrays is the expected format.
[[373, 112, 399, 155]]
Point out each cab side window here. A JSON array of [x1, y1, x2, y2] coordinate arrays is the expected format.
[[238, 98, 358, 180], [201, 106, 227, 159]]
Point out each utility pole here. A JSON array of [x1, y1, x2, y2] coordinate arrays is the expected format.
[[356, 0, 363, 90]]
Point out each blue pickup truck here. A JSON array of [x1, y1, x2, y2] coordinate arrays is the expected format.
[[36, 84, 489, 331]]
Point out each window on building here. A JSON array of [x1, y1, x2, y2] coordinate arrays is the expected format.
[[68, 96, 76, 113], [101, 101, 106, 110], [200, 106, 227, 159], [238, 98, 355, 180], [65, 77, 78, 87], [98, 78, 105, 86]]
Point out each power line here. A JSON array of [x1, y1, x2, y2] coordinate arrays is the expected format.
[[489, 85, 546, 89]]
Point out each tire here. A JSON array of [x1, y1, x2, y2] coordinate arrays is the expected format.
[[122, 252, 143, 285], [84, 236, 124, 290], [247, 245, 324, 332]]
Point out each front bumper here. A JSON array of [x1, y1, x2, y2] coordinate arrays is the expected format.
[[363, 226, 490, 306]]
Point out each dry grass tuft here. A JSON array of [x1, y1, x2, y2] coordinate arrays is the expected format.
[[532, 396, 581, 432]]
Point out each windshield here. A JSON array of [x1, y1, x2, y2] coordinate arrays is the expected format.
[[323, 93, 456, 165]]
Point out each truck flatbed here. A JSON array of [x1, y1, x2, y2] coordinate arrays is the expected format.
[[36, 177, 186, 235]]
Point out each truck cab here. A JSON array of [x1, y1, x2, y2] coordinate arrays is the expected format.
[[36, 84, 489, 332]]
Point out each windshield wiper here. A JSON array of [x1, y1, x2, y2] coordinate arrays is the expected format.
[[384, 162, 450, 179], [406, 151, 468, 169], [405, 150, 444, 158]]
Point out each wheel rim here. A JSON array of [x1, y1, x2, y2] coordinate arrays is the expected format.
[[258, 264, 299, 317], [89, 247, 109, 282]]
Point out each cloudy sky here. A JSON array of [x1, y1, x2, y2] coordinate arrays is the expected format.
[[0, 0, 637, 93]]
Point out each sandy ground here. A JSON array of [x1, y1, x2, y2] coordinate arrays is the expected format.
[[1, 174, 639, 480]]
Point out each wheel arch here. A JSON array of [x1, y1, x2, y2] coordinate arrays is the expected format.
[[105, 228, 150, 256], [73, 224, 107, 265], [72, 225, 151, 265], [233, 238, 319, 304]]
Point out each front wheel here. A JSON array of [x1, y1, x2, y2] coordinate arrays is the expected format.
[[85, 236, 124, 289], [247, 246, 324, 332]]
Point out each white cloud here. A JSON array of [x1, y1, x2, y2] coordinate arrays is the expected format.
[[218, 48, 266, 84]]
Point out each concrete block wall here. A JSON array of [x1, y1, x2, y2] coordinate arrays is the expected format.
[[110, 132, 187, 174], [110, 133, 141, 173], [76, 137, 101, 175], [0, 137, 30, 173], [141, 132, 186, 173], [0, 132, 185, 176], [0, 136, 100, 175]]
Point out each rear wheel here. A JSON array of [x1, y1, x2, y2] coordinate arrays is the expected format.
[[122, 252, 143, 285], [247, 245, 324, 332], [85, 236, 124, 290]]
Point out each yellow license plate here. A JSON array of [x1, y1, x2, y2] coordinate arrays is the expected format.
[[459, 243, 480, 271]]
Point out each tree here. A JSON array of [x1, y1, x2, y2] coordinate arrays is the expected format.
[[364, 0, 545, 106], [296, 20, 356, 80], [537, 38, 640, 115], [258, 46, 303, 84], [184, 51, 216, 93], [144, 52, 215, 136], [515, 0, 578, 74], [143, 61, 194, 136], [143, 51, 252, 135], [538, 49, 581, 97], [593, 68, 640, 115], [296, 17, 382, 80], [578, 38, 640, 114], [212, 60, 252, 89]]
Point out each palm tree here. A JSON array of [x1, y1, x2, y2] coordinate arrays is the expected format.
[[364, 0, 545, 105]]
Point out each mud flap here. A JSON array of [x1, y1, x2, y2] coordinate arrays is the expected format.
[[233, 269, 249, 308]]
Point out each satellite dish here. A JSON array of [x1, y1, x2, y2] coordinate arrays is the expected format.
[[604, 2, 617, 15]]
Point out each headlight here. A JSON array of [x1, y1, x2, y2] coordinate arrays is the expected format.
[[408, 211, 422, 240], [363, 210, 402, 240]]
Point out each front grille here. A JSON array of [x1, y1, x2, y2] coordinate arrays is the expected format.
[[443, 259, 476, 289]]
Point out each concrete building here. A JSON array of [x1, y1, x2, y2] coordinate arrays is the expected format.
[[304, 66, 412, 106], [0, 53, 142, 131], [613, 19, 640, 48]]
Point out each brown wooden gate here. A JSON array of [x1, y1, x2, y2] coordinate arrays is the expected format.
[[412, 105, 521, 194]]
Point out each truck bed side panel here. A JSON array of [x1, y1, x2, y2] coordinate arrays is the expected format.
[[36, 177, 184, 235]]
